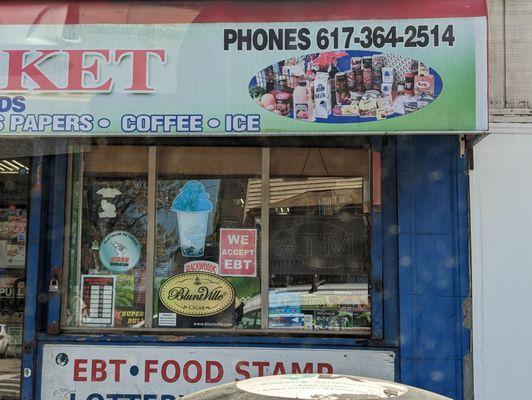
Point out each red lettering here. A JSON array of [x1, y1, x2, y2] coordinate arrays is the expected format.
[[2, 50, 61, 91], [272, 362, 286, 375], [291, 362, 313, 374], [109, 359, 127, 382], [251, 361, 270, 376], [235, 361, 251, 379], [317, 363, 333, 374], [111, 257, 129, 262], [91, 359, 107, 382], [64, 50, 112, 91], [144, 360, 158, 382], [73, 359, 88, 382], [206, 361, 223, 383], [115, 50, 166, 91], [183, 360, 202, 384], [161, 360, 180, 383]]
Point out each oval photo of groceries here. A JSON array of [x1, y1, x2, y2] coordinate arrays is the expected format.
[[248, 51, 442, 123]]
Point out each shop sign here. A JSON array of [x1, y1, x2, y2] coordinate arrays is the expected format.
[[40, 344, 396, 399], [80, 275, 115, 326], [158, 272, 235, 317], [270, 216, 365, 275], [219, 228, 257, 277], [0, 277, 24, 298], [0, 14, 486, 135], [184, 260, 219, 274], [98, 231, 141, 273], [0, 208, 26, 268], [116, 309, 144, 328]]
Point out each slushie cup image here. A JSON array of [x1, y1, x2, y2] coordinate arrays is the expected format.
[[171, 180, 213, 257]]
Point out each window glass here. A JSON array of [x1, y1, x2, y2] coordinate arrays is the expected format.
[[154, 147, 262, 329], [268, 148, 371, 331], [65, 147, 148, 328], [63, 145, 372, 335], [0, 157, 31, 399]]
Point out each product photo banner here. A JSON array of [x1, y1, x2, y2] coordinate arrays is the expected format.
[[0, 15, 487, 135]]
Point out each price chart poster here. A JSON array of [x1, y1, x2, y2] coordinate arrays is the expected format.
[[80, 275, 116, 327]]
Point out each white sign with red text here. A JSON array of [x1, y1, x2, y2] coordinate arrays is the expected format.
[[184, 261, 219, 275], [219, 228, 257, 277], [41, 345, 395, 400]]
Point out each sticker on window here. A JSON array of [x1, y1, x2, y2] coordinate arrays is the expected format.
[[158, 272, 235, 317], [98, 230, 142, 273]]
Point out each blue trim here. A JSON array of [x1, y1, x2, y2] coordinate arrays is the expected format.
[[33, 342, 44, 400], [46, 146, 67, 333], [21, 155, 44, 400], [380, 136, 400, 353], [370, 136, 384, 340], [36, 332, 388, 348], [35, 336, 396, 353], [396, 136, 470, 399], [454, 140, 471, 398]]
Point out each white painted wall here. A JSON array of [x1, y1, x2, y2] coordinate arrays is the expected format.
[[470, 133, 532, 400], [488, 0, 532, 109]]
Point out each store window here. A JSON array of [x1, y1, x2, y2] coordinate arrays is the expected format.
[[0, 157, 31, 399], [154, 147, 262, 329], [63, 145, 371, 334], [268, 149, 370, 331], [65, 147, 149, 328]]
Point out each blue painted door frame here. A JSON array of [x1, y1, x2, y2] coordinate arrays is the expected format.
[[21, 154, 44, 400], [22, 137, 470, 400], [396, 135, 470, 399], [21, 143, 68, 400]]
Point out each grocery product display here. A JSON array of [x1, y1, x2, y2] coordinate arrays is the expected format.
[[249, 50, 442, 124]]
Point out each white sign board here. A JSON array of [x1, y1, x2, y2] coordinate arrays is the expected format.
[[41, 344, 395, 399]]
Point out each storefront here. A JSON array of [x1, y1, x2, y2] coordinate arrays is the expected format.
[[0, 1, 487, 399]]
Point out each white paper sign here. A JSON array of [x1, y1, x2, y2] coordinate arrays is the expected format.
[[237, 375, 408, 399], [40, 345, 395, 400]]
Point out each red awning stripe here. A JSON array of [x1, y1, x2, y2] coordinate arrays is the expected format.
[[0, 1, 488, 25]]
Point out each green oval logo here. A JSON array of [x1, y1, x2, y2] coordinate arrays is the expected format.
[[159, 272, 235, 317], [99, 230, 141, 273]]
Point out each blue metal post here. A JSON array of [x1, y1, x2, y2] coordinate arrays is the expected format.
[[370, 136, 384, 340], [46, 145, 67, 334], [381, 136, 400, 350], [20, 155, 44, 400]]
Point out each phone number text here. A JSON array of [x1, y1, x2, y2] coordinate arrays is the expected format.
[[223, 25, 456, 51]]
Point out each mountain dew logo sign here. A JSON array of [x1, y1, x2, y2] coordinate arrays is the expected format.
[[99, 231, 142, 273]]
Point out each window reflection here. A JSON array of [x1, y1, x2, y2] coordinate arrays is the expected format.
[[63, 146, 371, 334], [154, 148, 262, 329], [266, 149, 371, 331]]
